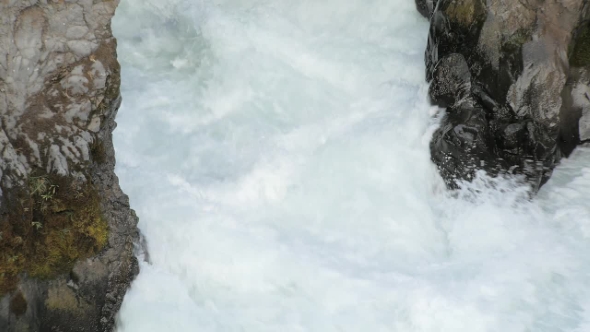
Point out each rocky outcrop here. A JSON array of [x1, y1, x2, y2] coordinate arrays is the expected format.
[[417, 0, 590, 190], [0, 1, 139, 331]]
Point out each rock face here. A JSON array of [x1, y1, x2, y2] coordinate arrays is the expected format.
[[416, 0, 590, 190], [0, 1, 139, 331]]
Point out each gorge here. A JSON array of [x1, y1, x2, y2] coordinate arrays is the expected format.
[[0, 0, 589, 331]]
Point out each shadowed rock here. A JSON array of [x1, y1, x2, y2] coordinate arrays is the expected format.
[[421, 0, 590, 191], [415, 0, 435, 18]]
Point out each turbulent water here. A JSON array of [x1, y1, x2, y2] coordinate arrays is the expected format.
[[111, 1, 590, 331]]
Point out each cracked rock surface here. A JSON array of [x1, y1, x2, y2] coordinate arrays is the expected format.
[[416, 0, 590, 190], [0, 0, 139, 331]]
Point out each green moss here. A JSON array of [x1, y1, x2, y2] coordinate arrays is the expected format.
[[0, 173, 108, 295], [503, 29, 532, 50], [570, 22, 590, 67]]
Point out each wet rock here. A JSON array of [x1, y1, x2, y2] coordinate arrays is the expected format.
[[415, 0, 436, 18], [429, 53, 472, 108], [0, 1, 139, 331], [421, 0, 590, 191]]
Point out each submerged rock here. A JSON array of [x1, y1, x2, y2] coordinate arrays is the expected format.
[[420, 0, 590, 190], [0, 1, 139, 331]]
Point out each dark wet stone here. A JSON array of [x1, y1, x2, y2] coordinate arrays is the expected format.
[[429, 53, 472, 108], [415, 0, 435, 18], [420, 0, 590, 191]]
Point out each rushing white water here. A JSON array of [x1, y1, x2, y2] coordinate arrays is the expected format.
[[111, 1, 590, 331]]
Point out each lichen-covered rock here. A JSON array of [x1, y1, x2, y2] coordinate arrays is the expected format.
[[422, 0, 590, 190], [0, 1, 139, 331]]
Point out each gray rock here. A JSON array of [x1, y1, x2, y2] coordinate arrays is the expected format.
[[422, 0, 590, 191], [415, 0, 436, 18], [0, 1, 139, 331]]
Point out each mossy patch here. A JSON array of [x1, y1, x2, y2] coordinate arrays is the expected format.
[[569, 22, 590, 68], [502, 28, 532, 51], [90, 140, 107, 164], [444, 0, 485, 27], [0, 172, 108, 295]]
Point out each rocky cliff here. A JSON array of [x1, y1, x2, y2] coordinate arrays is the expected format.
[[417, 0, 590, 190], [0, 0, 139, 331]]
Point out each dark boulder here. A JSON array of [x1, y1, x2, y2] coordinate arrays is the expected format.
[[422, 0, 590, 191]]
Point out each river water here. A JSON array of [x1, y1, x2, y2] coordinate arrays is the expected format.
[[111, 1, 590, 331]]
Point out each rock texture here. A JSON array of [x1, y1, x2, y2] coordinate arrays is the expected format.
[[417, 0, 590, 190], [0, 0, 139, 331]]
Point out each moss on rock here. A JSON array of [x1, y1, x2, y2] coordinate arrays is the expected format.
[[444, 0, 485, 27], [502, 28, 532, 51], [0, 173, 108, 295], [570, 22, 590, 67], [90, 140, 107, 164]]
